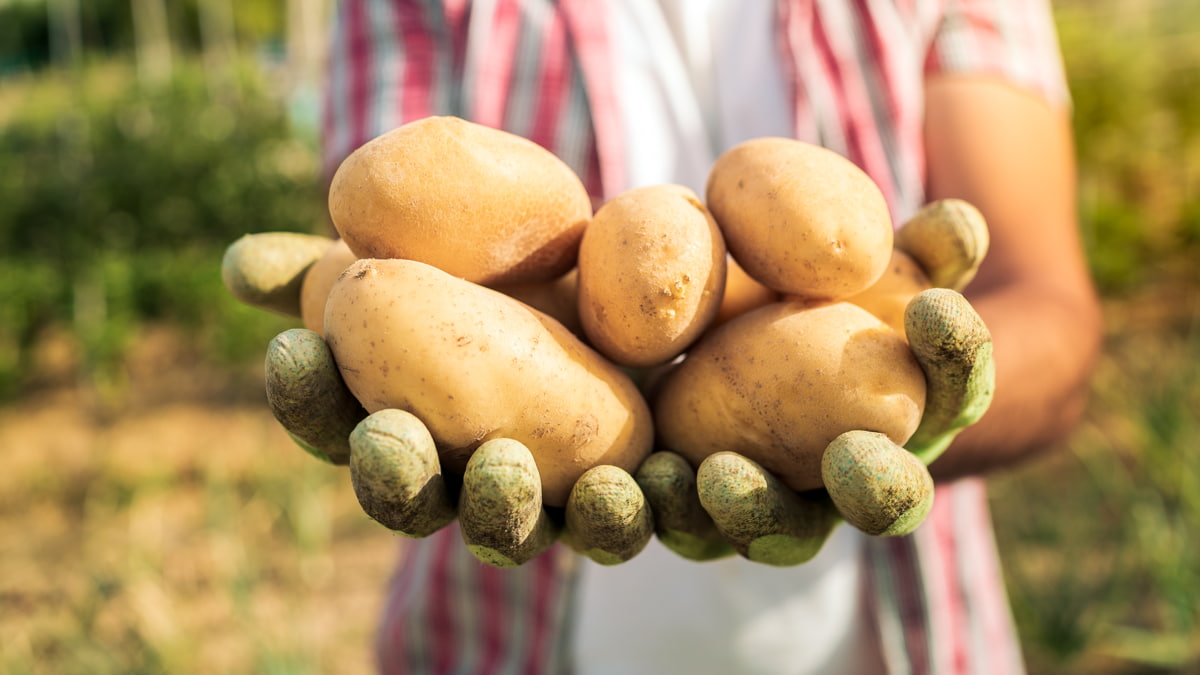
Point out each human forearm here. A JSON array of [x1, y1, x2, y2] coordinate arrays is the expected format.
[[928, 281, 1100, 480], [921, 76, 1103, 480]]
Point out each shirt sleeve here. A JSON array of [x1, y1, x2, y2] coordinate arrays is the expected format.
[[924, 0, 1071, 107]]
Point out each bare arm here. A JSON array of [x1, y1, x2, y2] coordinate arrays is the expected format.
[[921, 76, 1103, 480]]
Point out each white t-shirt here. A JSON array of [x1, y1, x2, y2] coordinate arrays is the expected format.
[[572, 2, 886, 673]]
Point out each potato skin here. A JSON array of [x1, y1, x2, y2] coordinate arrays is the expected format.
[[839, 249, 932, 339], [653, 301, 926, 493], [578, 184, 727, 367], [706, 137, 893, 300], [323, 258, 654, 506], [299, 238, 357, 335], [328, 116, 592, 286], [712, 254, 779, 329], [490, 268, 583, 338]]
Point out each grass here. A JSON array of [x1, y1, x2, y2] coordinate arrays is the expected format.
[[990, 279, 1200, 674], [0, 328, 399, 675]]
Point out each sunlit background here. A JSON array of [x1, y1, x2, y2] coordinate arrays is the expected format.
[[1, 1, 1197, 673]]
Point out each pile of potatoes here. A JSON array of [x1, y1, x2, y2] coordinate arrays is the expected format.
[[246, 115, 978, 532]]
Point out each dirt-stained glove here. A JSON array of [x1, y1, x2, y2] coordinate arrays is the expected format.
[[222, 233, 656, 568], [224, 114, 670, 569], [638, 198, 995, 566], [223, 118, 996, 571], [221, 199, 991, 570]]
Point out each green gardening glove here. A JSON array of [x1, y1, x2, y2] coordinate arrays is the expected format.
[[636, 199, 995, 566], [222, 232, 656, 568]]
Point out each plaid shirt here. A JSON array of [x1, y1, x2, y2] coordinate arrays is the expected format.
[[321, 1, 1069, 672]]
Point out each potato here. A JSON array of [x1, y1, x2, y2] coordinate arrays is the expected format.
[[839, 249, 932, 339], [653, 301, 926, 493], [577, 184, 726, 367], [713, 254, 779, 328], [299, 238, 357, 335], [328, 116, 592, 286], [705, 138, 893, 300], [323, 258, 654, 506], [490, 268, 583, 337]]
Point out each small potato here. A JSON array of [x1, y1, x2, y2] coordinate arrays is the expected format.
[[839, 249, 932, 339], [653, 301, 926, 493], [299, 238, 357, 335], [323, 258, 654, 507], [578, 184, 726, 367], [491, 268, 584, 337], [706, 138, 893, 300], [328, 116, 592, 286], [712, 254, 779, 329]]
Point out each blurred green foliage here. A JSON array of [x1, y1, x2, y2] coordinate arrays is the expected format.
[[994, 312, 1200, 674], [1057, 2, 1200, 294], [991, 7, 1200, 672], [0, 59, 322, 396], [0, 0, 289, 74]]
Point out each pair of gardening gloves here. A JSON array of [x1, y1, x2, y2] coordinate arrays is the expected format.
[[222, 199, 994, 568]]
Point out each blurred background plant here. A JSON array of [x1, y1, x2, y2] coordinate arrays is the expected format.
[[0, 1, 1197, 674], [989, 3, 1200, 673], [0, 0, 326, 403]]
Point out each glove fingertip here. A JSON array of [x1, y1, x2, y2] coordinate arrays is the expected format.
[[565, 465, 654, 565], [459, 439, 559, 567], [223, 232, 333, 317], [823, 431, 934, 537], [349, 409, 457, 537]]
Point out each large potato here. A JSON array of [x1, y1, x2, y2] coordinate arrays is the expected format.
[[328, 116, 592, 286], [578, 184, 726, 367], [653, 301, 926, 493], [323, 258, 654, 507], [706, 138, 893, 300]]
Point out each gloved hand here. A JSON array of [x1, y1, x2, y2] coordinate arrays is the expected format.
[[221, 198, 992, 569], [222, 233, 657, 568], [638, 199, 995, 566]]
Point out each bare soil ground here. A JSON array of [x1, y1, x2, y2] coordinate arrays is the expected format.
[[0, 327, 401, 674]]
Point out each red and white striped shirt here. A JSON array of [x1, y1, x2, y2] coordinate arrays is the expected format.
[[321, 2, 1068, 673]]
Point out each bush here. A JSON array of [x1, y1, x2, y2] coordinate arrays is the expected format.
[[0, 58, 323, 396], [1056, 2, 1200, 294], [0, 0, 288, 75]]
